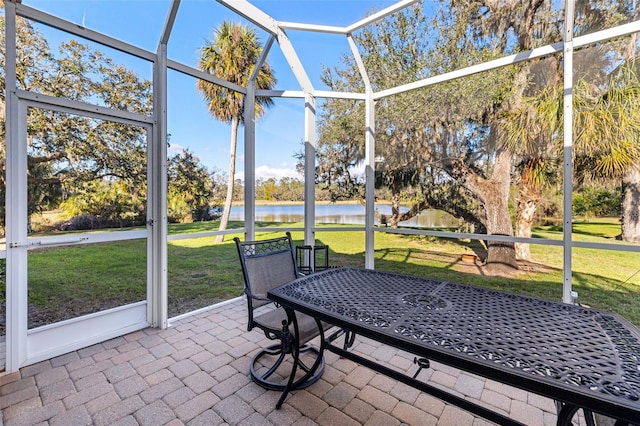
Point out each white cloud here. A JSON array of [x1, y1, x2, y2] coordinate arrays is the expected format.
[[168, 143, 186, 155], [235, 165, 302, 182]]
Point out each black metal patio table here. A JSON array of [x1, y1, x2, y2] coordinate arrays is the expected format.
[[267, 267, 640, 426]]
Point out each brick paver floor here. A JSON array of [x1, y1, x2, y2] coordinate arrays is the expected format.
[[0, 298, 585, 425]]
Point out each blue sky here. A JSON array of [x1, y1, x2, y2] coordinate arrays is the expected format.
[[23, 0, 400, 182]]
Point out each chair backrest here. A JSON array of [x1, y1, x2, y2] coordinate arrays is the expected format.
[[234, 232, 299, 314]]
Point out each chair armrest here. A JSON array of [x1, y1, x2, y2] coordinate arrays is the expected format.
[[250, 294, 272, 303]]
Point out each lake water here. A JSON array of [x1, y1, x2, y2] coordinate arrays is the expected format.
[[228, 204, 458, 228]]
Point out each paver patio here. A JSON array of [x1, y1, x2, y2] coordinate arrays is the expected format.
[[0, 298, 581, 425]]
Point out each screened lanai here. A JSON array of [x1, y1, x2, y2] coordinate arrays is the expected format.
[[2, 0, 640, 382]]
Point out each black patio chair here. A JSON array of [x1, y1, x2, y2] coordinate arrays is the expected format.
[[234, 232, 325, 391]]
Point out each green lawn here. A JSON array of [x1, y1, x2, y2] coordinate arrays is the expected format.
[[1, 218, 638, 331]]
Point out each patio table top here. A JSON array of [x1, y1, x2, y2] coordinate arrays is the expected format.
[[268, 267, 640, 425]]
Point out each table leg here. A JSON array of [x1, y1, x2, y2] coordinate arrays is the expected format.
[[582, 410, 597, 426], [555, 402, 580, 426]]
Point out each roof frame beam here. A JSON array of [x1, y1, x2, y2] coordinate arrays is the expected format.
[[346, 0, 420, 34], [15, 2, 155, 62], [168, 59, 247, 94], [249, 35, 275, 83], [159, 0, 181, 46], [278, 22, 347, 35], [217, 0, 315, 93], [215, 0, 280, 35]]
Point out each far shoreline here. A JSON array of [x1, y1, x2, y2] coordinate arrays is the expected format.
[[234, 200, 371, 206]]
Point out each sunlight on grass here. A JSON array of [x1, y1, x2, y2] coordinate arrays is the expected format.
[[2, 218, 638, 330], [26, 240, 147, 327]]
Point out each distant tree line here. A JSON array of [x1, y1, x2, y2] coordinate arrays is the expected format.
[[228, 177, 340, 203]]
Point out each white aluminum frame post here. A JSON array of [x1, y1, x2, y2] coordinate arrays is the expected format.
[[5, 0, 27, 372], [562, 0, 576, 304]]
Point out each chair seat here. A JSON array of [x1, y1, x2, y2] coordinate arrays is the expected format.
[[254, 306, 327, 344]]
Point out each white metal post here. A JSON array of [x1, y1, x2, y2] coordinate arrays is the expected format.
[[304, 94, 317, 252], [148, 0, 180, 330], [562, 0, 576, 304], [348, 33, 375, 269], [5, 0, 28, 372], [364, 89, 376, 269], [150, 44, 169, 329], [266, 14, 313, 259], [243, 36, 273, 241], [244, 82, 257, 241]]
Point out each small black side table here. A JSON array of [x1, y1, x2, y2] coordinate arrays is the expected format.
[[296, 244, 329, 274]]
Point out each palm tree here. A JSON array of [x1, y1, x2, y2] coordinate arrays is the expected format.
[[197, 21, 276, 242], [501, 85, 563, 260], [502, 63, 640, 258], [573, 66, 640, 243]]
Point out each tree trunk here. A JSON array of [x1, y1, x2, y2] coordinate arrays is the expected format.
[[621, 165, 640, 243], [388, 193, 401, 228], [484, 190, 518, 272], [215, 116, 239, 243], [463, 149, 518, 272], [514, 180, 539, 261], [514, 198, 536, 261]]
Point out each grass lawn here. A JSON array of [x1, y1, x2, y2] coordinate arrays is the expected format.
[[1, 218, 638, 331]]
